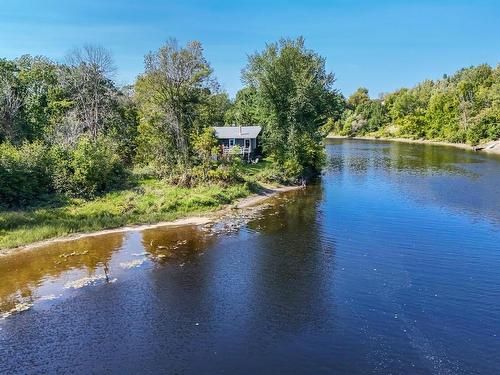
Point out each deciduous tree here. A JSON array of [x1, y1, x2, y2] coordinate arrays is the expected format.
[[243, 37, 340, 179], [135, 39, 218, 179]]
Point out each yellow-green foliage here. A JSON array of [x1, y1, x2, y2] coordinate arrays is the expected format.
[[334, 64, 500, 145], [51, 136, 127, 198]]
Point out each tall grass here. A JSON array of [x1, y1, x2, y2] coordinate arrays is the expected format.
[[0, 179, 251, 249]]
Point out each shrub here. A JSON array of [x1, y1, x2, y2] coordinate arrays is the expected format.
[[192, 127, 219, 164], [191, 127, 219, 182], [0, 142, 53, 208], [466, 108, 500, 145], [218, 147, 244, 182], [52, 137, 127, 198], [207, 164, 241, 183], [283, 159, 303, 180]]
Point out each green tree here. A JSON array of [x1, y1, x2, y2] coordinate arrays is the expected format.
[[191, 127, 219, 182], [243, 37, 339, 180], [347, 87, 370, 109], [195, 92, 232, 129], [225, 87, 262, 124], [135, 39, 216, 180], [0, 56, 61, 143], [425, 92, 459, 140], [106, 85, 140, 164]]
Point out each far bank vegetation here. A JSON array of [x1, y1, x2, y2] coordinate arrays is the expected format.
[[329, 64, 500, 145]]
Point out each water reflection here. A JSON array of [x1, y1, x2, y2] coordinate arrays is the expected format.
[[1, 139, 499, 374], [326, 139, 484, 177], [0, 225, 219, 317], [0, 204, 272, 319], [0, 233, 124, 314], [244, 185, 337, 335], [325, 139, 500, 222]]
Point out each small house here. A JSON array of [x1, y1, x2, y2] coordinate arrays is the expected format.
[[213, 125, 262, 160]]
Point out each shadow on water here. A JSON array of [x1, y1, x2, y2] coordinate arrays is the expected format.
[[131, 185, 339, 373], [0, 139, 499, 374], [142, 224, 218, 265], [245, 185, 336, 332]]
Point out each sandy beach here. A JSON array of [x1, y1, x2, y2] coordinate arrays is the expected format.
[[326, 135, 500, 155], [0, 185, 303, 257]]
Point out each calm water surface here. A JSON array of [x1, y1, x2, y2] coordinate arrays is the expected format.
[[1, 139, 499, 374]]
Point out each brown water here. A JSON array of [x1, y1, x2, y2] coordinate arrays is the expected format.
[[0, 139, 499, 374], [0, 206, 262, 319]]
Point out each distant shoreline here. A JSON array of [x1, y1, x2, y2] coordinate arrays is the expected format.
[[326, 135, 500, 155]]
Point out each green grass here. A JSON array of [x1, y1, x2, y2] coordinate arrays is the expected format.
[[240, 159, 271, 178], [239, 159, 284, 186], [0, 162, 278, 250], [0, 175, 264, 249]]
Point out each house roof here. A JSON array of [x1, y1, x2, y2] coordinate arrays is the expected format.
[[213, 126, 262, 139]]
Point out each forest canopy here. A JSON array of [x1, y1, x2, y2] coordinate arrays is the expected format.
[[330, 64, 500, 145], [0, 38, 499, 209], [0, 38, 342, 208]]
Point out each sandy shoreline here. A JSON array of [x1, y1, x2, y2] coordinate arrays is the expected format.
[[0, 185, 302, 257], [326, 135, 500, 155]]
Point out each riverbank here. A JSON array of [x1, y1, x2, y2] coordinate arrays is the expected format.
[[0, 180, 302, 255], [326, 135, 500, 155]]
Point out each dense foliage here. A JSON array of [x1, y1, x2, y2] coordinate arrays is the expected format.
[[242, 37, 343, 180], [0, 47, 136, 207], [51, 137, 127, 198], [0, 138, 128, 208], [2, 38, 496, 210], [0, 142, 53, 207], [332, 64, 500, 145]]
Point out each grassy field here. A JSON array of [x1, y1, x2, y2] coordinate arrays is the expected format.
[[0, 162, 277, 250]]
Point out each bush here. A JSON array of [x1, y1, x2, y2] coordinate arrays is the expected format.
[[0, 142, 53, 208], [466, 108, 500, 145], [52, 137, 127, 198], [191, 127, 219, 183]]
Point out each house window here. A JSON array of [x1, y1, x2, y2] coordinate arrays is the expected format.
[[229, 138, 235, 147], [244, 139, 251, 149]]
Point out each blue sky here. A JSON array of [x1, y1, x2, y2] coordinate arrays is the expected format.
[[1, 0, 499, 98]]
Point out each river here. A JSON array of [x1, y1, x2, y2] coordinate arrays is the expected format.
[[1, 139, 499, 374]]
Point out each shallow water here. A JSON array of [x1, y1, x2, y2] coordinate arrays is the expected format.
[[1, 139, 499, 374]]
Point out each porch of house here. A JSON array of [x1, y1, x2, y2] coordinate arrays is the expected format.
[[213, 126, 262, 162], [221, 144, 252, 156], [218, 137, 257, 161]]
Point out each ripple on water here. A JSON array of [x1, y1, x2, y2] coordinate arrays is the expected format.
[[1, 139, 499, 374]]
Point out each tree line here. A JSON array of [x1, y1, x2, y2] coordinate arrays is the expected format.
[[2, 37, 498, 209], [0, 38, 342, 208], [330, 64, 500, 145]]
